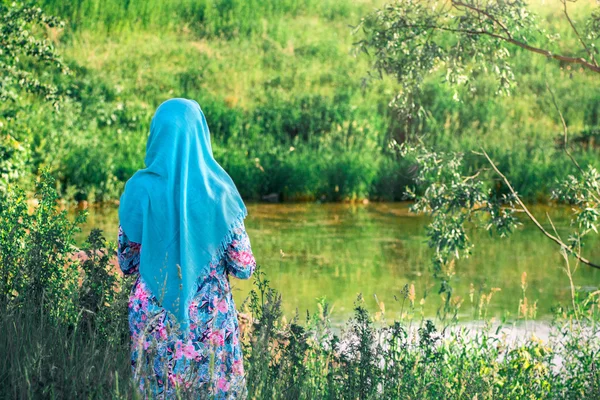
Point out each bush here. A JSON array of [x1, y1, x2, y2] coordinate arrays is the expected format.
[[0, 179, 599, 398], [0, 173, 132, 398], [0, 171, 84, 323]]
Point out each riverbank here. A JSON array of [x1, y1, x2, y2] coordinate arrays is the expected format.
[[2, 152, 599, 400], [70, 201, 600, 324], [3, 0, 598, 204], [2, 262, 598, 399]]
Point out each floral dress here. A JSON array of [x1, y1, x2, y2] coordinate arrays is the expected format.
[[117, 219, 256, 399]]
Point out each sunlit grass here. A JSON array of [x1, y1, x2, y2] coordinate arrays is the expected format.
[[4, 0, 597, 203]]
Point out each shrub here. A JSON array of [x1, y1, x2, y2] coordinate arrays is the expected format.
[[0, 171, 84, 323], [0, 178, 599, 398]]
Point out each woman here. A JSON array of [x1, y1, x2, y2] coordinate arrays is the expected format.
[[117, 98, 256, 399]]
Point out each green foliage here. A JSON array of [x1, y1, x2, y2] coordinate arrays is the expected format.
[[0, 2, 70, 193], [0, 132, 28, 193], [358, 0, 600, 278], [553, 165, 600, 248], [357, 0, 598, 124], [0, 180, 598, 398], [243, 276, 600, 400], [0, 171, 84, 323], [78, 228, 121, 336], [401, 143, 519, 274], [0, 2, 68, 106], [0, 173, 132, 398], [0, 0, 595, 202], [37, 0, 368, 36]]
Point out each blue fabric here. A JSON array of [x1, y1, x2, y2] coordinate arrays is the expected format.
[[118, 98, 247, 333]]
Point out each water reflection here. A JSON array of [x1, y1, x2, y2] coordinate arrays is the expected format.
[[76, 202, 600, 324]]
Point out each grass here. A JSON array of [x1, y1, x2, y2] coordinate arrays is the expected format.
[[2, 252, 599, 399], [0, 0, 598, 203], [1, 173, 599, 399]]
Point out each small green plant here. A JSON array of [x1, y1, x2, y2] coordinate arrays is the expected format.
[[0, 170, 85, 323], [78, 228, 127, 338]]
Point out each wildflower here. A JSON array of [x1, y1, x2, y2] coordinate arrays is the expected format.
[[469, 283, 475, 303], [519, 297, 528, 319]]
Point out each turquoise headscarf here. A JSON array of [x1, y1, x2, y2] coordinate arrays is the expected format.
[[118, 98, 247, 333]]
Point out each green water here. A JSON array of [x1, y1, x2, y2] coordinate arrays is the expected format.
[[77, 202, 600, 323]]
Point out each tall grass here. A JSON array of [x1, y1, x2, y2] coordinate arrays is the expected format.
[[37, 0, 369, 36], [2, 0, 599, 203], [1, 172, 599, 399]]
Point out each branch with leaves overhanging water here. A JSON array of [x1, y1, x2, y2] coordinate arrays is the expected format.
[[360, 0, 600, 275], [399, 138, 600, 277], [480, 148, 600, 270]]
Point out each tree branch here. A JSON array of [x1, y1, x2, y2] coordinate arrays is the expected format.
[[452, 1, 513, 38], [481, 148, 600, 270], [545, 82, 583, 173], [449, 1, 600, 74], [399, 21, 600, 74], [561, 0, 598, 68], [545, 82, 600, 204]]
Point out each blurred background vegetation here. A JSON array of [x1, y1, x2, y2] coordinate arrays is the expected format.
[[0, 0, 597, 203]]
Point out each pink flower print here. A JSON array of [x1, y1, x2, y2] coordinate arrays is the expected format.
[[173, 340, 183, 360], [182, 340, 199, 359], [134, 283, 149, 309], [134, 281, 147, 299], [157, 323, 167, 340], [232, 359, 244, 375], [217, 377, 230, 392], [188, 300, 198, 322], [231, 250, 255, 266], [217, 298, 228, 314], [209, 330, 224, 347]]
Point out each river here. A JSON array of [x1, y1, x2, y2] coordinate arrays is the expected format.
[[76, 202, 600, 325]]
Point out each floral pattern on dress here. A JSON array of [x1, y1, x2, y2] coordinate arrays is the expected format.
[[117, 221, 256, 399]]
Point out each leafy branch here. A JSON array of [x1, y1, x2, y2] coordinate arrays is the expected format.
[[359, 0, 600, 274], [357, 0, 600, 124], [0, 2, 69, 107]]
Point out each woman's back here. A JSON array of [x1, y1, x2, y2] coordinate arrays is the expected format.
[[117, 99, 256, 399], [118, 219, 255, 398]]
